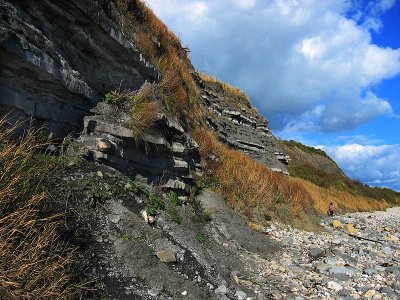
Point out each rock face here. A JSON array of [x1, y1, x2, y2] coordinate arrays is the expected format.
[[200, 81, 289, 173], [0, 0, 159, 136], [0, 0, 289, 188], [78, 102, 201, 194]]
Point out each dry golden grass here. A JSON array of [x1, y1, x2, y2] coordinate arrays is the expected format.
[[158, 54, 182, 94], [298, 178, 389, 215], [129, 84, 160, 141], [199, 72, 251, 108], [194, 128, 318, 229], [135, 30, 159, 60], [194, 127, 389, 229], [0, 118, 80, 299], [115, 0, 203, 125]]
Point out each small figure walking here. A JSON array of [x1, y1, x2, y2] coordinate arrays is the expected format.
[[328, 202, 335, 217]]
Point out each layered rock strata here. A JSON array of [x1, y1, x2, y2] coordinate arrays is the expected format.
[[0, 0, 159, 136], [78, 102, 201, 194], [200, 83, 290, 173]]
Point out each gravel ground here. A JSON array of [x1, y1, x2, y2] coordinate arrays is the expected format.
[[240, 207, 400, 300]]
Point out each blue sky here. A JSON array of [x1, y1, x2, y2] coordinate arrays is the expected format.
[[147, 0, 400, 191]]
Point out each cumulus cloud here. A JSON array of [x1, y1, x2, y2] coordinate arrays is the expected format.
[[146, 0, 400, 133], [348, 0, 396, 32], [322, 143, 400, 190]]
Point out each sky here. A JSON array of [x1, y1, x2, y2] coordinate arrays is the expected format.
[[146, 0, 400, 191]]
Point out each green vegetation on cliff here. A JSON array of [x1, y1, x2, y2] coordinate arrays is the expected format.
[[282, 140, 400, 206]]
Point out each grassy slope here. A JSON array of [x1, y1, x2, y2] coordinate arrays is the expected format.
[[281, 140, 400, 213]]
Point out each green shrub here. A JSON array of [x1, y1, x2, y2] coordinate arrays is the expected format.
[[202, 212, 212, 222], [167, 191, 181, 206], [146, 206, 157, 217], [150, 194, 165, 210], [104, 91, 119, 104], [196, 232, 205, 243], [122, 234, 132, 241], [167, 207, 181, 224]]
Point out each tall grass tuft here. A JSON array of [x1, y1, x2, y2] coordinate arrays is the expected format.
[[0, 118, 79, 299], [128, 83, 159, 141]]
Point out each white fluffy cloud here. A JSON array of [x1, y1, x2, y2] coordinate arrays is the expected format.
[[322, 143, 400, 190], [146, 0, 400, 133]]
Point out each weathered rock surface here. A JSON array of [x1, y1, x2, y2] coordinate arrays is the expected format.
[[200, 81, 289, 173], [0, 0, 159, 136], [77, 102, 201, 194]]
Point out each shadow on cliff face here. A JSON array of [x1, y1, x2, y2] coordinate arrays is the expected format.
[[0, 0, 159, 137]]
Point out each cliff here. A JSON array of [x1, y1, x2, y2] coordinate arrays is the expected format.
[[0, 0, 158, 136], [0, 0, 289, 192], [200, 77, 289, 173]]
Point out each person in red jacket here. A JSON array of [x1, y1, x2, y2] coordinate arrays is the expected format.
[[328, 202, 335, 217]]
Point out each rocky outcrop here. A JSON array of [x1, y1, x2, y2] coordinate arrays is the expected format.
[[78, 102, 201, 194], [0, 0, 159, 136], [200, 82, 289, 173]]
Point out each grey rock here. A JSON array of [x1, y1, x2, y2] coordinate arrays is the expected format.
[[380, 287, 397, 298], [338, 288, 351, 297], [357, 286, 374, 293], [214, 285, 227, 295], [329, 266, 357, 276], [325, 257, 338, 266], [255, 276, 267, 284], [327, 281, 343, 292], [257, 292, 267, 300], [364, 268, 378, 275], [201, 85, 289, 172], [386, 266, 400, 274], [234, 290, 247, 300], [78, 104, 201, 196], [108, 214, 121, 224], [268, 275, 282, 281], [148, 286, 162, 297], [309, 247, 326, 258], [331, 273, 350, 281], [382, 247, 393, 255], [391, 281, 400, 291], [374, 265, 386, 272], [316, 262, 330, 274], [331, 238, 342, 245]]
